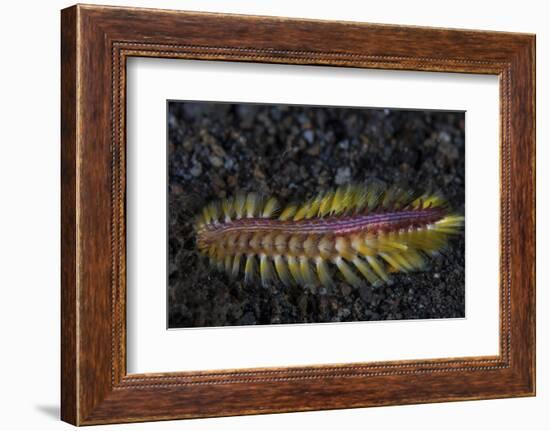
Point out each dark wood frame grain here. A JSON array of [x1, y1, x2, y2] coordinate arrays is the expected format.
[[61, 4, 536, 426]]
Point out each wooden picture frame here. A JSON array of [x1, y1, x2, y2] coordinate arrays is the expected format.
[[61, 4, 535, 425]]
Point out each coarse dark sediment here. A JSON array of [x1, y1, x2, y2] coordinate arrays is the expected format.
[[167, 102, 465, 328]]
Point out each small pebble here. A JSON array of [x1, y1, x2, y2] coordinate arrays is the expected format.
[[335, 166, 351, 185], [224, 158, 234, 169], [171, 184, 184, 195], [306, 144, 320, 156], [190, 163, 202, 177], [227, 175, 237, 187], [359, 285, 373, 304], [209, 156, 223, 168], [253, 166, 266, 180], [438, 140, 459, 162], [303, 129, 315, 144], [211, 143, 226, 157], [438, 131, 452, 144], [338, 139, 349, 150]]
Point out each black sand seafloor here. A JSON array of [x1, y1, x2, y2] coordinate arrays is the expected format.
[[167, 101, 465, 328]]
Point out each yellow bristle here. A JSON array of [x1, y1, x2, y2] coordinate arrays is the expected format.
[[287, 256, 302, 284], [393, 187, 412, 208], [279, 204, 298, 221], [352, 256, 381, 286], [379, 252, 405, 272], [274, 255, 292, 286], [341, 184, 356, 214], [231, 254, 241, 278], [385, 240, 409, 251], [318, 190, 335, 217], [365, 182, 383, 210], [433, 226, 461, 235], [412, 193, 445, 209], [385, 231, 406, 248], [260, 254, 275, 287], [334, 257, 363, 287], [352, 186, 369, 213], [381, 185, 399, 209], [202, 207, 211, 225], [315, 257, 334, 288], [195, 213, 205, 230], [293, 202, 310, 221], [234, 192, 246, 219], [305, 194, 323, 218], [366, 256, 390, 283], [351, 235, 374, 256], [423, 194, 445, 208], [222, 197, 234, 221], [436, 215, 465, 228], [403, 250, 425, 270], [261, 197, 280, 218], [392, 253, 414, 271], [224, 255, 232, 273], [425, 234, 446, 252], [207, 201, 221, 223], [299, 257, 316, 285], [245, 193, 261, 218], [244, 254, 257, 285], [367, 233, 409, 253], [330, 186, 347, 215]]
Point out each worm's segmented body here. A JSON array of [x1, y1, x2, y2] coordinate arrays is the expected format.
[[195, 183, 463, 288]]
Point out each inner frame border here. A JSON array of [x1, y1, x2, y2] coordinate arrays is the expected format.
[[112, 42, 511, 387]]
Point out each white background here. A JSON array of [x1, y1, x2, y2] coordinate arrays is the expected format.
[[127, 59, 499, 373], [0, 0, 547, 430]]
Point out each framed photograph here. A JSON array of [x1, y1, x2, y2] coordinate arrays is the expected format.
[[61, 4, 535, 425]]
